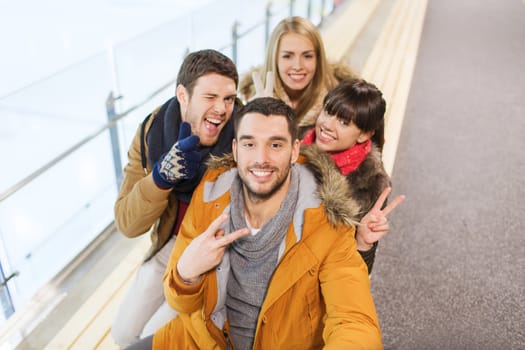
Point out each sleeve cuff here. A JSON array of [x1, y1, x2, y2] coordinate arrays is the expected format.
[[358, 241, 378, 275]]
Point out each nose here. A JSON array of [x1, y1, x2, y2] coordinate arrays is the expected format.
[[292, 57, 302, 71], [253, 145, 270, 165], [213, 100, 226, 115], [322, 115, 336, 130]]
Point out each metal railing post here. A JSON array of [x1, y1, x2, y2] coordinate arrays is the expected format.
[[0, 262, 16, 318], [105, 91, 123, 191], [307, 0, 312, 20], [289, 0, 295, 16], [231, 21, 239, 65], [265, 2, 272, 46], [320, 0, 327, 23]]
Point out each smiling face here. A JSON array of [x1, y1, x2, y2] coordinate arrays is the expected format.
[[177, 73, 237, 147], [276, 33, 317, 99], [232, 112, 299, 201], [314, 110, 372, 153]]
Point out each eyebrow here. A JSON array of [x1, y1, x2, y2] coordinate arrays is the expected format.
[[238, 135, 289, 142], [268, 136, 289, 142], [280, 49, 315, 54], [201, 93, 236, 99]]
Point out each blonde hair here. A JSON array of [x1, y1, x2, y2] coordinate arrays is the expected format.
[[263, 16, 337, 123]]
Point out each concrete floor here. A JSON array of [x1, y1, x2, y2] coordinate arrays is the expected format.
[[368, 0, 525, 349], [10, 0, 525, 349]]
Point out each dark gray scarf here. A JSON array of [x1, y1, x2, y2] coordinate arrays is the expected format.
[[226, 166, 299, 350], [145, 97, 237, 202]]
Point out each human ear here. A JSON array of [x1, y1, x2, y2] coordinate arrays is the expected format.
[[232, 139, 238, 162], [357, 130, 375, 143], [291, 139, 300, 163], [176, 84, 188, 105]]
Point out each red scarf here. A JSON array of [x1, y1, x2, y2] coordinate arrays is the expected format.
[[302, 129, 371, 175]]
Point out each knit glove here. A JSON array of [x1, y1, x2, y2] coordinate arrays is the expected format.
[[152, 122, 201, 188]]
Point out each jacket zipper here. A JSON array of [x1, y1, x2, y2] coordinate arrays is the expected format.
[[223, 329, 232, 350]]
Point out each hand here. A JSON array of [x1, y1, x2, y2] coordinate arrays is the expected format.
[[177, 214, 250, 283], [356, 187, 406, 251], [251, 70, 274, 99], [153, 122, 201, 188]]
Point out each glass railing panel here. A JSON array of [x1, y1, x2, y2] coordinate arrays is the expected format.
[[0, 129, 117, 309], [0, 0, 342, 325], [0, 54, 113, 195]]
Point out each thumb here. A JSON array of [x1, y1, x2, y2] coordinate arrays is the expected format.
[[177, 122, 200, 151], [177, 134, 200, 152], [178, 121, 192, 140]]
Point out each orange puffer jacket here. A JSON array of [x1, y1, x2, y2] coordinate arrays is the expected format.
[[153, 161, 383, 350]]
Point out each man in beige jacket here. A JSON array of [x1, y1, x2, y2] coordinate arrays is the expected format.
[[112, 49, 241, 347]]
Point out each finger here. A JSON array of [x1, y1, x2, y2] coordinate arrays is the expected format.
[[368, 215, 386, 227], [177, 134, 200, 151], [372, 187, 392, 211], [368, 214, 378, 223], [369, 223, 389, 232], [214, 229, 225, 239], [265, 71, 274, 95], [252, 71, 264, 96], [382, 194, 406, 216], [204, 214, 230, 238], [219, 228, 250, 246]]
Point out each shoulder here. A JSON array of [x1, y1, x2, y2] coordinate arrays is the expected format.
[[297, 149, 360, 226], [300, 204, 357, 255], [206, 152, 235, 170], [328, 61, 359, 83], [199, 163, 237, 203], [346, 145, 391, 213], [349, 145, 391, 189], [142, 97, 178, 134]]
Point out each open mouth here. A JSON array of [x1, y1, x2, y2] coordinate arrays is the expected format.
[[250, 168, 274, 179], [318, 127, 335, 142], [252, 170, 272, 176], [204, 117, 222, 131], [288, 73, 307, 83]]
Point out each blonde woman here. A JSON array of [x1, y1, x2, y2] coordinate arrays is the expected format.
[[240, 16, 356, 138]]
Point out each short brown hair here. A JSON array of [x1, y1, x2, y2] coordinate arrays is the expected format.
[[233, 97, 298, 141], [176, 49, 239, 96]]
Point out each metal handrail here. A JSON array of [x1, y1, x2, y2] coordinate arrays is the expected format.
[[0, 77, 175, 203], [0, 1, 336, 319], [0, 0, 333, 204]]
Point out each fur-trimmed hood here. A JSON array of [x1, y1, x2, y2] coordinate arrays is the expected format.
[[301, 142, 391, 220], [206, 147, 361, 227], [345, 143, 392, 215]]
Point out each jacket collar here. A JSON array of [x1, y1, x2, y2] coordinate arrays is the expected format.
[[206, 147, 360, 227]]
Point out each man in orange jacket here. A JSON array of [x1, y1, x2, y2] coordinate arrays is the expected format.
[[126, 97, 383, 350]]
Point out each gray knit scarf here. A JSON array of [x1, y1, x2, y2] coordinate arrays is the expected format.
[[226, 166, 299, 350]]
